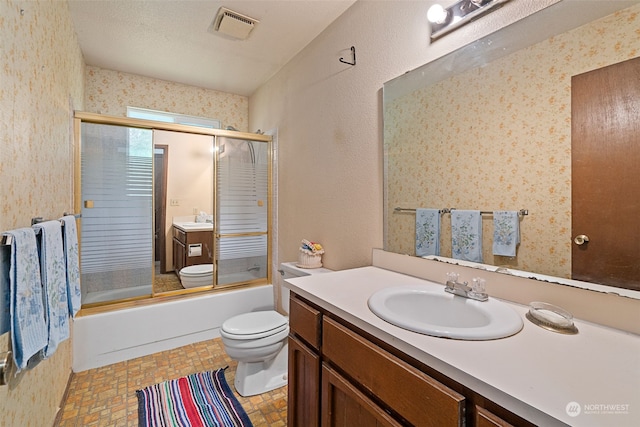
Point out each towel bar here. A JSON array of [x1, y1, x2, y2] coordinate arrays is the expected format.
[[0, 351, 11, 386], [394, 207, 528, 216], [1, 213, 81, 246]]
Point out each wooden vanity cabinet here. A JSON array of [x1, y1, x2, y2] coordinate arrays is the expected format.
[[172, 227, 212, 272], [288, 296, 322, 427], [288, 293, 535, 427]]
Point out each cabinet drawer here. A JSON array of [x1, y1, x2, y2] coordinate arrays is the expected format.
[[323, 317, 464, 427], [173, 227, 186, 244], [289, 296, 322, 350]]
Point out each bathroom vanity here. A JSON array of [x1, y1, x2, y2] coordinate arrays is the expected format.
[[285, 254, 640, 426], [172, 223, 213, 272]]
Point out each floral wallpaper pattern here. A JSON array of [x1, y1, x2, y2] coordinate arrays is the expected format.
[[385, 5, 640, 278], [0, 0, 84, 425], [85, 66, 249, 131]]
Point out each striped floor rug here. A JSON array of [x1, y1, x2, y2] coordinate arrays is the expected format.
[[137, 368, 253, 427]]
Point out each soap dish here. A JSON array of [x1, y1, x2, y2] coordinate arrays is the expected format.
[[526, 302, 578, 334]]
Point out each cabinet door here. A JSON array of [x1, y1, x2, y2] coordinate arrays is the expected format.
[[185, 231, 213, 266], [322, 365, 402, 427], [173, 238, 186, 273], [475, 406, 514, 427], [288, 335, 320, 427]]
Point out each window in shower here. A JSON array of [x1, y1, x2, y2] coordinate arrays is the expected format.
[[80, 122, 154, 305], [126, 107, 221, 129]]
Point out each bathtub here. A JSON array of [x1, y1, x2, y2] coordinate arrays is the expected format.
[[73, 284, 274, 372]]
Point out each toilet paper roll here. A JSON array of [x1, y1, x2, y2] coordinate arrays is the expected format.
[[188, 244, 202, 257]]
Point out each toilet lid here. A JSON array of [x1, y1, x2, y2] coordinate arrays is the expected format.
[[180, 264, 213, 276], [222, 311, 288, 339]]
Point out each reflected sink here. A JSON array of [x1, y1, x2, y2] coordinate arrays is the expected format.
[[368, 285, 523, 340], [174, 222, 213, 230]]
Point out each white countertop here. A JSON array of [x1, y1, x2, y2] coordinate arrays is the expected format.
[[172, 222, 214, 232], [284, 266, 640, 427]]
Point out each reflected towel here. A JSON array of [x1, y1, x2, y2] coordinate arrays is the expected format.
[[5, 228, 47, 371], [451, 210, 483, 263], [415, 209, 440, 257], [60, 215, 81, 317], [0, 241, 10, 335], [33, 221, 69, 358], [493, 211, 520, 257]]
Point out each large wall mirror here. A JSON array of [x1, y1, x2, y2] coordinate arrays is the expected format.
[[383, 1, 640, 297]]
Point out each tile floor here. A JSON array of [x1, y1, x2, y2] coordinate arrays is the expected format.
[[55, 338, 287, 426]]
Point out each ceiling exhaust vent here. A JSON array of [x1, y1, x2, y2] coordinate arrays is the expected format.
[[210, 7, 259, 40]]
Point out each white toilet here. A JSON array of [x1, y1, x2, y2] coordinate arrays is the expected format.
[[179, 264, 213, 288], [220, 262, 332, 396]]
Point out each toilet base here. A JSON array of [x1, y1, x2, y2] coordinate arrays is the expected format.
[[234, 342, 288, 397]]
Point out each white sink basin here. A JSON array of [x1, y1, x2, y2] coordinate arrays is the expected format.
[[368, 285, 523, 340], [174, 222, 213, 230]]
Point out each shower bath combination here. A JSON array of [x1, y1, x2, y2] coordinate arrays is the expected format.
[[76, 114, 272, 307]]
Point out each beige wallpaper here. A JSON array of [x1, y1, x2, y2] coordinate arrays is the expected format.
[[0, 0, 85, 425], [85, 66, 249, 131], [385, 5, 640, 279]]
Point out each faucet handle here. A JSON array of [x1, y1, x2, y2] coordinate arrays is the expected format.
[[471, 278, 486, 293], [446, 272, 459, 283]]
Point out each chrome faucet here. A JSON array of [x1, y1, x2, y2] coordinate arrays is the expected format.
[[444, 273, 488, 302]]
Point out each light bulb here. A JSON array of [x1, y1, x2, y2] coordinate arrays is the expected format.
[[427, 4, 448, 24]]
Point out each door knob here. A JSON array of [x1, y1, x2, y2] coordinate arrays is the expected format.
[[573, 234, 589, 245]]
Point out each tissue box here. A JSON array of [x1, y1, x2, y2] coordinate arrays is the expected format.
[[297, 248, 323, 269]]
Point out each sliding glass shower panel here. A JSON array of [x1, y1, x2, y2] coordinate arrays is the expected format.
[[216, 137, 268, 285], [80, 123, 153, 304]]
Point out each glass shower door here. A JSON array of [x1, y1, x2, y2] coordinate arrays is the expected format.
[[80, 122, 154, 304], [216, 137, 269, 286]]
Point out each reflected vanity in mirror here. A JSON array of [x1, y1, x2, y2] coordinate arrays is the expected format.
[[383, 1, 640, 295]]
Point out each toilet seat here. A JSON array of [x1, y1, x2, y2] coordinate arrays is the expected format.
[[221, 311, 288, 340], [180, 264, 213, 276]]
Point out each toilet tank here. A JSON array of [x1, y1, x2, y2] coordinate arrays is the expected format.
[[279, 262, 332, 313]]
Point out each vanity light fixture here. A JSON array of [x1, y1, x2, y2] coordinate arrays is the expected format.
[[428, 0, 511, 41]]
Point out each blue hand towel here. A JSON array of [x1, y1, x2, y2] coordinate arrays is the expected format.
[[493, 211, 520, 257], [5, 228, 48, 371], [451, 210, 483, 263], [33, 221, 69, 358], [0, 241, 10, 335], [415, 209, 440, 257], [60, 215, 81, 317]]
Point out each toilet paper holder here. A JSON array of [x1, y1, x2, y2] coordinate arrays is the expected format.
[[188, 243, 202, 257]]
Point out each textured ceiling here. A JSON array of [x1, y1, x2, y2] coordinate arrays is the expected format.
[[68, 0, 356, 96]]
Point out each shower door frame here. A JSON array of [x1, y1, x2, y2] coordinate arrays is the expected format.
[[74, 111, 273, 313]]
